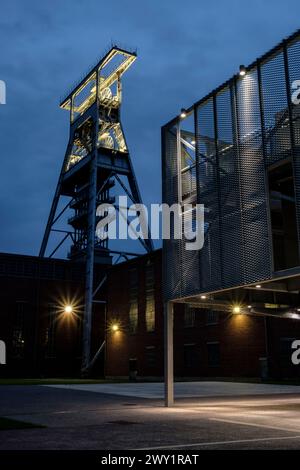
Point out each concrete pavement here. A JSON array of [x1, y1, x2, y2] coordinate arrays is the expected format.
[[44, 380, 300, 398], [0, 382, 300, 450]]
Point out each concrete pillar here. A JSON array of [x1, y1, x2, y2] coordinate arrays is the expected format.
[[164, 301, 174, 407]]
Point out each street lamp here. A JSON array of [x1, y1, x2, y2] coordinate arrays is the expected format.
[[64, 305, 73, 314], [239, 64, 246, 76], [180, 108, 187, 119], [233, 305, 241, 314]]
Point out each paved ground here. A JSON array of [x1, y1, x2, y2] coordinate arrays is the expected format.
[[44, 380, 300, 398], [0, 382, 300, 450]]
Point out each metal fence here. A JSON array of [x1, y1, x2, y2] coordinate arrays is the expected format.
[[162, 29, 300, 301]]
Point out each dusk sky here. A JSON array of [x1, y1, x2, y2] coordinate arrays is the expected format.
[[0, 0, 299, 256]]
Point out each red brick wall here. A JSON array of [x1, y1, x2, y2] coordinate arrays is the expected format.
[[172, 305, 266, 378], [106, 250, 300, 380], [106, 250, 163, 377], [2, 251, 300, 380]]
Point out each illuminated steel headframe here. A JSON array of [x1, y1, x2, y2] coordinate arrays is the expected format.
[[39, 46, 153, 372]]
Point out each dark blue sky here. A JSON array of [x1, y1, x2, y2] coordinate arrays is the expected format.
[[0, 0, 298, 256]]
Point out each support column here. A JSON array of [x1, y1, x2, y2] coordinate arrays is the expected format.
[[164, 301, 174, 407], [82, 110, 99, 373]]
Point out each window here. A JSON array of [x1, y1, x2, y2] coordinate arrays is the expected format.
[[145, 346, 156, 368], [145, 294, 155, 332], [12, 302, 26, 358], [24, 261, 37, 277], [129, 358, 138, 379], [145, 263, 155, 332], [54, 264, 65, 280], [207, 342, 220, 367], [45, 303, 57, 358], [206, 310, 219, 325], [40, 262, 54, 279], [145, 263, 155, 286], [184, 305, 195, 328], [129, 358, 138, 372], [128, 268, 138, 334], [184, 344, 197, 368], [129, 301, 138, 334]]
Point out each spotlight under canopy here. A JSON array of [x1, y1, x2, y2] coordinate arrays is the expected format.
[[239, 64, 246, 76]]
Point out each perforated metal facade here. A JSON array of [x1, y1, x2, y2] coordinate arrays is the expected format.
[[162, 30, 300, 302]]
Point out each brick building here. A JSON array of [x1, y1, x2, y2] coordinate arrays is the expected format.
[[106, 249, 300, 380], [0, 252, 106, 378], [1, 249, 300, 379]]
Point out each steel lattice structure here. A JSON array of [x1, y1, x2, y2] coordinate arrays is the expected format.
[[162, 30, 300, 406], [162, 29, 300, 305], [40, 46, 153, 371]]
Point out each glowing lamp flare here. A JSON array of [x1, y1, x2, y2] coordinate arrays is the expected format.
[[180, 108, 187, 119], [239, 64, 246, 76], [233, 306, 241, 314], [64, 305, 73, 314]]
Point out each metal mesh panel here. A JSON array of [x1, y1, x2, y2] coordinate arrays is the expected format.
[[179, 114, 199, 297], [236, 68, 272, 283], [287, 38, 300, 252], [196, 99, 222, 291], [162, 30, 300, 301], [162, 124, 182, 300], [260, 52, 291, 165], [216, 86, 243, 287], [181, 207, 200, 296]]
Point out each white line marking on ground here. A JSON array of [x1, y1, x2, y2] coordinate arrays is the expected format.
[[135, 435, 300, 450], [210, 417, 300, 433]]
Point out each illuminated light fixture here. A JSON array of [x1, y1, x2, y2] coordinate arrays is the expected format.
[[233, 306, 241, 314], [297, 308, 300, 312], [290, 313, 300, 320], [180, 108, 187, 119], [200, 295, 206, 300], [247, 305, 252, 309], [64, 305, 73, 314], [255, 285, 261, 289], [239, 64, 246, 76], [191, 139, 196, 145], [111, 323, 119, 332]]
